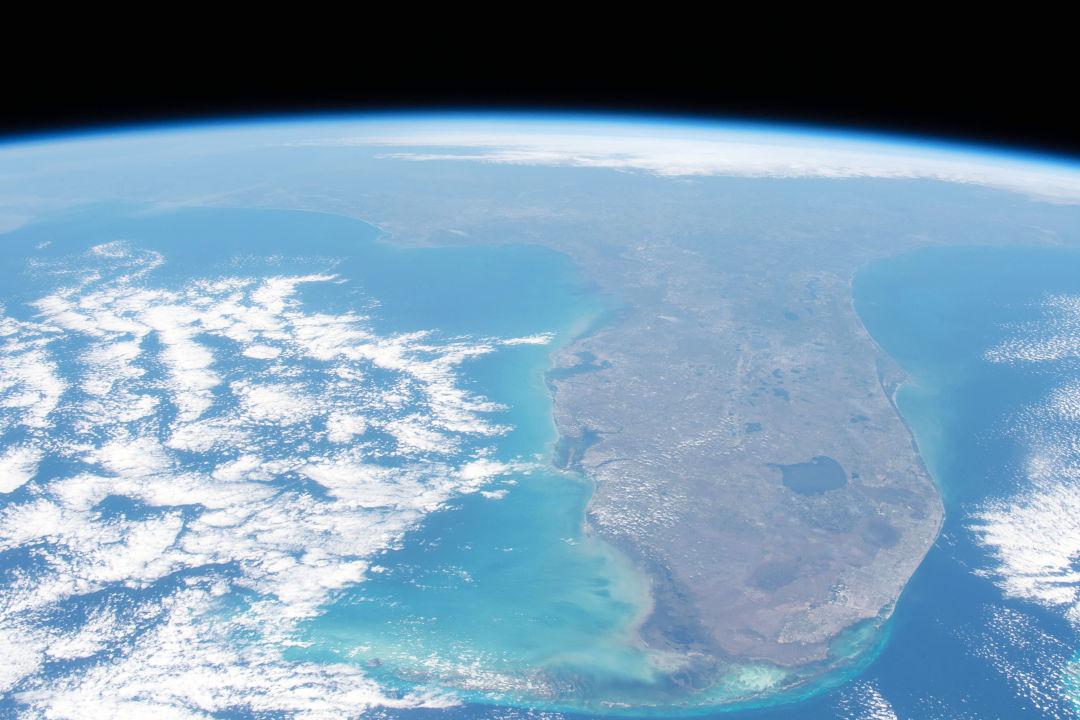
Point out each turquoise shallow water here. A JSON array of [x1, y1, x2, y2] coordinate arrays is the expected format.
[[271, 217, 674, 708]]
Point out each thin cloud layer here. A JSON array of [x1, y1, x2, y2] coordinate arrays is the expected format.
[[306, 121, 1080, 203]]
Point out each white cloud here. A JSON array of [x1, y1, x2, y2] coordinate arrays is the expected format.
[[326, 411, 367, 443], [458, 458, 511, 484], [86, 432, 172, 477], [0, 337, 66, 432], [0, 444, 41, 493], [242, 344, 280, 359], [233, 381, 313, 425], [500, 332, 555, 346], [305, 119, 1080, 203]]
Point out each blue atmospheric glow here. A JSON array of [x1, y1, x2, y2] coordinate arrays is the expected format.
[[2, 109, 1079, 176]]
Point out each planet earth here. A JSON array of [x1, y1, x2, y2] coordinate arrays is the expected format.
[[2, 114, 1080, 719]]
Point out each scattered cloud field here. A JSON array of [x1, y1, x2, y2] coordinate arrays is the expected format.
[[0, 242, 541, 718]]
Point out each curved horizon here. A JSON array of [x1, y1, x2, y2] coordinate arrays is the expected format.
[[2, 108, 1078, 172]]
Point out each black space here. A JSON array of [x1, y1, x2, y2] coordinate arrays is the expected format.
[[3, 31, 1075, 160]]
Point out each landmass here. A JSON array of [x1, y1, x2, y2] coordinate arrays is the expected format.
[[249, 166, 961, 694], [544, 248, 943, 675]]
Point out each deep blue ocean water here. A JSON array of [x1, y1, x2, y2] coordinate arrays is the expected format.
[[832, 246, 1080, 719]]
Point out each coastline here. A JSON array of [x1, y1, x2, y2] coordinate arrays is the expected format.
[[528, 261, 950, 713]]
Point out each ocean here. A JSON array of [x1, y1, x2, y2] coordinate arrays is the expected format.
[[833, 245, 1080, 719]]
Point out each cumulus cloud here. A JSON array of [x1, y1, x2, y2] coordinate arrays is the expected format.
[[500, 332, 555, 346], [0, 444, 41, 493]]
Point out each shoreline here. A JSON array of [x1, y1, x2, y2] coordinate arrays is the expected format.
[[524, 264, 950, 714]]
